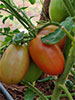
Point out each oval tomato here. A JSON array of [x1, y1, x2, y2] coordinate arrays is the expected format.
[[38, 25, 66, 51], [23, 61, 42, 82], [49, 0, 68, 22], [29, 36, 65, 75], [0, 44, 29, 85]]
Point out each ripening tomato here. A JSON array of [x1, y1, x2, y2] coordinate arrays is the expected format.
[[23, 61, 42, 82], [49, 0, 69, 22], [29, 35, 65, 75], [37, 25, 66, 51], [0, 44, 29, 85]]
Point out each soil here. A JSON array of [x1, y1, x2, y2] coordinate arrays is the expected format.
[[0, 75, 75, 100]]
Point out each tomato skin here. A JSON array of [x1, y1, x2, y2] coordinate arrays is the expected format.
[[23, 61, 42, 82], [0, 44, 29, 85], [49, 0, 68, 22], [29, 36, 65, 75], [38, 25, 66, 51]]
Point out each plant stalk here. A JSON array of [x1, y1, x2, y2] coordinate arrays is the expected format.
[[59, 84, 73, 100], [62, 26, 75, 43], [63, 0, 75, 17], [51, 43, 75, 100], [46, 93, 75, 99], [22, 81, 48, 100]]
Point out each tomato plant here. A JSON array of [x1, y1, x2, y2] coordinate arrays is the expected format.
[[29, 35, 65, 75], [0, 44, 29, 85], [0, 0, 75, 100], [23, 61, 42, 82]]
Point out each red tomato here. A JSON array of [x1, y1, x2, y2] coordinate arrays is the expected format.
[[37, 25, 66, 51], [29, 36, 65, 75]]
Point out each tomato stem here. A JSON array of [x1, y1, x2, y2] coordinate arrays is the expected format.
[[36, 21, 60, 33], [51, 44, 75, 100], [59, 84, 73, 100], [0, 0, 36, 37], [22, 81, 48, 100], [62, 26, 75, 43], [46, 93, 75, 99], [63, 0, 75, 17]]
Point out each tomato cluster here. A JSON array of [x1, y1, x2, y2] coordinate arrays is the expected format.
[[0, 25, 65, 85]]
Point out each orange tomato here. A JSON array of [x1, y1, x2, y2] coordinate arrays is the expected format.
[[37, 25, 66, 51], [29, 36, 65, 75]]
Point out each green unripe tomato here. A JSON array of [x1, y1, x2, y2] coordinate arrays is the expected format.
[[23, 62, 42, 82], [49, 0, 69, 22]]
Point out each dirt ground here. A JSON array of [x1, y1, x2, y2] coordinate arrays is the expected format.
[[0, 75, 75, 100]]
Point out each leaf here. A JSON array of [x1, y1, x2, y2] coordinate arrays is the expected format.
[[20, 7, 28, 10], [66, 80, 74, 91], [0, 4, 6, 8], [0, 15, 3, 18], [24, 88, 35, 100], [12, 29, 20, 34], [9, 15, 14, 20], [2, 17, 8, 24], [29, 0, 36, 4], [29, 16, 35, 20], [38, 77, 54, 82], [4, 27, 10, 33], [0, 28, 2, 33], [13, 31, 24, 44], [41, 17, 73, 45]]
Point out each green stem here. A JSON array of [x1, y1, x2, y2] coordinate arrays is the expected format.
[[0, 8, 12, 14], [59, 84, 73, 100], [0, 32, 12, 38], [46, 93, 75, 99], [8, 0, 34, 27], [0, 0, 36, 37], [0, 0, 29, 29], [37, 21, 59, 33], [63, 0, 75, 16], [62, 26, 75, 43], [22, 81, 48, 100], [51, 44, 75, 100]]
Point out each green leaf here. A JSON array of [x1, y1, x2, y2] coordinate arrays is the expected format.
[[0, 28, 2, 32], [2, 17, 8, 24], [38, 77, 55, 82], [12, 29, 20, 34], [9, 15, 14, 20], [13, 31, 24, 44], [0, 4, 6, 8], [0, 15, 3, 18], [29, 0, 36, 4], [66, 80, 74, 91], [4, 27, 10, 33], [41, 17, 73, 44], [20, 7, 28, 10], [24, 88, 35, 100]]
